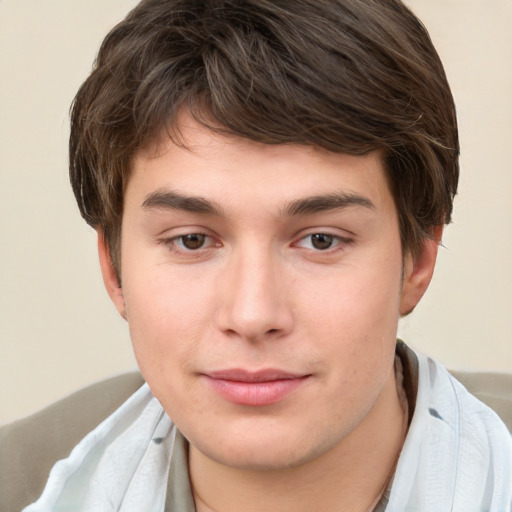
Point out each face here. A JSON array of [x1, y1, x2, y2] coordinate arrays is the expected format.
[[100, 116, 437, 471]]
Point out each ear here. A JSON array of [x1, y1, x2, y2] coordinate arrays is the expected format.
[[97, 231, 127, 320], [400, 226, 443, 316]]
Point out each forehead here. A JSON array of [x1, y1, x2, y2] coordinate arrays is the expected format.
[[128, 117, 392, 214]]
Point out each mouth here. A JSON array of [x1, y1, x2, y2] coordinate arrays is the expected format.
[[202, 369, 311, 406]]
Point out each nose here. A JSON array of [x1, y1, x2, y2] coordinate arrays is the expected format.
[[216, 247, 294, 342]]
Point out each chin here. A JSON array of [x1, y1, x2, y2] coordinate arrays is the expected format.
[[191, 421, 343, 472], [205, 445, 312, 472]]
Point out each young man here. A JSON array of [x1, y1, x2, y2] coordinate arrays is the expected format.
[[22, 0, 511, 510]]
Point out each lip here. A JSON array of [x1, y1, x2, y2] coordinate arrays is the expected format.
[[203, 369, 310, 406]]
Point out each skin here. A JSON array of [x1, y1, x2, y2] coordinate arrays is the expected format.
[[99, 115, 440, 511]]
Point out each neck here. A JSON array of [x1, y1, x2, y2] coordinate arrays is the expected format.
[[190, 365, 407, 512]]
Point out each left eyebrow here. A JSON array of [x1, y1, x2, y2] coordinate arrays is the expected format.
[[141, 189, 225, 216], [282, 192, 376, 217]]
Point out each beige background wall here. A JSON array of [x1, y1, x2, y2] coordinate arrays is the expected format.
[[0, 0, 511, 424]]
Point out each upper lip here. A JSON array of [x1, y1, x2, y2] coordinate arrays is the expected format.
[[205, 369, 307, 382]]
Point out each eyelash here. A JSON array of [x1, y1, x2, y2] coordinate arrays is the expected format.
[[293, 233, 354, 253], [160, 233, 219, 255], [160, 232, 353, 256]]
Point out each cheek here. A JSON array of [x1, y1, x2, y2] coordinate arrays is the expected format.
[[301, 257, 402, 338], [296, 250, 403, 383], [121, 266, 210, 376], [122, 280, 202, 418]]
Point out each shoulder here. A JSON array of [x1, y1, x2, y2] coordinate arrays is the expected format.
[[0, 372, 145, 512], [388, 351, 512, 511], [449, 369, 512, 433], [420, 354, 512, 507], [416, 354, 511, 450]]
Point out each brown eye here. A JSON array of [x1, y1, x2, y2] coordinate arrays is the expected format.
[[180, 234, 206, 250], [310, 233, 334, 250]]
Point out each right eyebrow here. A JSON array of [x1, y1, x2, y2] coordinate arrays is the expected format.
[[141, 189, 225, 217], [282, 192, 376, 217]]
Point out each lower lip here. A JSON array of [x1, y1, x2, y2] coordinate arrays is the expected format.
[[205, 376, 309, 406]]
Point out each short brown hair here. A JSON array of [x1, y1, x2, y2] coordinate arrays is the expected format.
[[70, 0, 459, 278]]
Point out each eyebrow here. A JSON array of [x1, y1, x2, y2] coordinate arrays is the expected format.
[[282, 192, 375, 216], [142, 189, 225, 216], [141, 189, 375, 217]]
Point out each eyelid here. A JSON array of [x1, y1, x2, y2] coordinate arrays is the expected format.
[[157, 228, 222, 257], [293, 231, 354, 252], [169, 233, 218, 245], [155, 224, 216, 240], [179, 234, 213, 250]]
